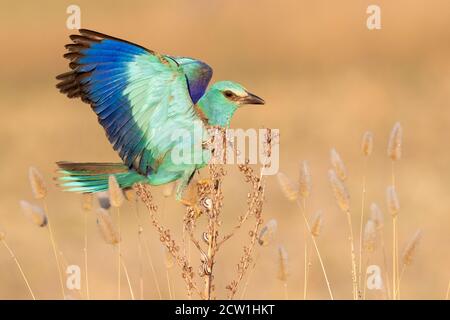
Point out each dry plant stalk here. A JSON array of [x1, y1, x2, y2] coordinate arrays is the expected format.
[[388, 122, 402, 161], [396, 229, 422, 298], [108, 175, 123, 299], [298, 160, 311, 299], [96, 208, 120, 245], [310, 210, 323, 237], [277, 245, 289, 299], [358, 131, 373, 298], [328, 169, 357, 299], [0, 231, 36, 300], [387, 185, 400, 299], [20, 200, 47, 227], [276, 172, 298, 201], [363, 220, 377, 253], [330, 148, 347, 181], [29, 167, 47, 199]]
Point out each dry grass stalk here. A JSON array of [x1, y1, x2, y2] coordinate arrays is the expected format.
[[386, 186, 400, 217], [328, 169, 357, 299], [328, 169, 350, 212], [277, 245, 289, 299], [96, 208, 120, 245], [276, 172, 298, 201], [277, 245, 289, 282], [258, 219, 277, 246], [310, 210, 323, 237], [388, 122, 402, 161], [361, 131, 374, 156], [330, 148, 347, 181], [108, 175, 124, 208], [28, 167, 47, 199], [370, 203, 384, 230], [401, 229, 422, 267], [299, 160, 312, 200], [20, 200, 47, 227], [134, 183, 200, 298], [0, 231, 36, 300], [363, 220, 377, 253]]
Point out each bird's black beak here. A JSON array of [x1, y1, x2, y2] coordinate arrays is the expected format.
[[241, 91, 265, 105]]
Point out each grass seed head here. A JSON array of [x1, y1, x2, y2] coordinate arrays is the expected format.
[[402, 229, 422, 266], [258, 219, 278, 246], [310, 210, 324, 237], [123, 188, 135, 201], [386, 186, 400, 217], [28, 167, 47, 199], [361, 131, 374, 156], [363, 219, 377, 252], [96, 208, 120, 245], [108, 175, 124, 207], [276, 172, 298, 201], [330, 148, 348, 181], [328, 169, 350, 212], [277, 245, 289, 282], [388, 122, 402, 161], [299, 160, 312, 200], [370, 202, 384, 229], [96, 191, 111, 210], [20, 200, 47, 227]]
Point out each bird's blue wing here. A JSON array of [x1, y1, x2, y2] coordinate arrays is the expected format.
[[56, 29, 206, 175]]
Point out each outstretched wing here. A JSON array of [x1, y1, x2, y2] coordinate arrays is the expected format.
[[56, 29, 208, 175]]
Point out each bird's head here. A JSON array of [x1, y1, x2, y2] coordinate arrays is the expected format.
[[198, 81, 265, 127]]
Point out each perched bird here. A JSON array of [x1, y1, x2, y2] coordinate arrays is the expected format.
[[55, 29, 264, 199]]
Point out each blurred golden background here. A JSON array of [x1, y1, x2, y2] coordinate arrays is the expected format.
[[1, 0, 449, 299]]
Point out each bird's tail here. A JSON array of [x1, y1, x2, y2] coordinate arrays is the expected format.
[[56, 161, 146, 193]]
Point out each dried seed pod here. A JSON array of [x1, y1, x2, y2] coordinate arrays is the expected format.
[[96, 191, 111, 210], [402, 229, 422, 266], [108, 175, 124, 207], [330, 148, 347, 181], [277, 245, 289, 282], [386, 186, 399, 217], [28, 167, 47, 199], [370, 203, 384, 229], [299, 160, 312, 200], [96, 208, 120, 245], [163, 182, 175, 198], [388, 122, 402, 161], [201, 198, 213, 210], [258, 219, 278, 246], [20, 200, 47, 227], [276, 172, 298, 201], [81, 193, 93, 211], [363, 219, 377, 252], [361, 131, 374, 156], [310, 210, 324, 237], [328, 169, 350, 212]]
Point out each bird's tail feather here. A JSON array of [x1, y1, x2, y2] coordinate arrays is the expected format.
[[56, 161, 146, 193]]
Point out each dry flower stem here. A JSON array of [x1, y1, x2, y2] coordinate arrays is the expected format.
[[297, 199, 334, 300], [346, 211, 358, 300], [1, 239, 36, 300], [42, 200, 65, 298], [358, 157, 368, 298]]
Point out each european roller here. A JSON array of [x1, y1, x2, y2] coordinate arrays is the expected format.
[[55, 29, 264, 199]]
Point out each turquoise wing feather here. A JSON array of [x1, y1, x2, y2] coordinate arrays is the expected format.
[[56, 29, 210, 176]]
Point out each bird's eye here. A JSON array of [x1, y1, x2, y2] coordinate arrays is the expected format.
[[223, 90, 234, 98]]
